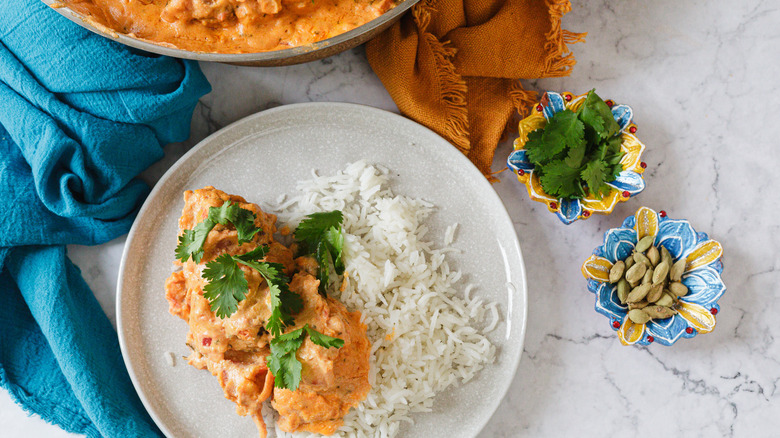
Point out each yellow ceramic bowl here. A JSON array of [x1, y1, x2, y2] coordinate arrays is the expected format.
[[507, 91, 647, 224]]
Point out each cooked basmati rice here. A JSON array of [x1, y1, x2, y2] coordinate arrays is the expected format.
[[265, 161, 498, 438]]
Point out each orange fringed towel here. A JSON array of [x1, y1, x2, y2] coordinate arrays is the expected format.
[[366, 0, 586, 180]]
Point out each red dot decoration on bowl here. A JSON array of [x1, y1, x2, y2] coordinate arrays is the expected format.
[[629, 126, 637, 134], [711, 308, 719, 315], [647, 336, 654, 343], [686, 327, 694, 334]]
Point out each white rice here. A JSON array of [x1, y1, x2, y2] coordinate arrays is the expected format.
[[266, 161, 498, 438]]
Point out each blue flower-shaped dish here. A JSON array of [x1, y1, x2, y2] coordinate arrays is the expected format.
[[507, 91, 647, 225], [581, 207, 725, 346]]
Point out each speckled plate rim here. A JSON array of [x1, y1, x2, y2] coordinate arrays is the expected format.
[[116, 102, 528, 438]]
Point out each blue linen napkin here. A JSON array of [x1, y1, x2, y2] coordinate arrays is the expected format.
[[0, 1, 211, 436]]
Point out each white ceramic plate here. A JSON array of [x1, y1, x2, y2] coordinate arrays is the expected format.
[[117, 103, 527, 438]]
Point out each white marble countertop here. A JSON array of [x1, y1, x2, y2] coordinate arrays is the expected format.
[[3, 0, 780, 436]]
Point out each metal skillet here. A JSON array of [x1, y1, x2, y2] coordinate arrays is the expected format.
[[41, 0, 420, 66]]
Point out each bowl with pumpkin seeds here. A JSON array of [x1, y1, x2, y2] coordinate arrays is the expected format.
[[581, 206, 726, 346]]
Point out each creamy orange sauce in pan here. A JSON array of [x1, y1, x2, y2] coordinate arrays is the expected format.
[[61, 0, 397, 53]]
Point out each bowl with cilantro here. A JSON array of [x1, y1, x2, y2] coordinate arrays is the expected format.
[[507, 90, 647, 224]]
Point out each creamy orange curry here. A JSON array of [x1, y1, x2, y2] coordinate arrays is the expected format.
[[60, 0, 398, 53], [165, 187, 370, 436]]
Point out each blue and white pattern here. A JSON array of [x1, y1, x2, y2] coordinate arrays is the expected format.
[[586, 212, 726, 346], [507, 91, 647, 225]]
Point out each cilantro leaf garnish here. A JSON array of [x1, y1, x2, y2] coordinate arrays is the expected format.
[[578, 89, 620, 139], [539, 160, 584, 199], [207, 201, 261, 244], [304, 325, 345, 349], [175, 200, 260, 263], [235, 256, 302, 336], [201, 246, 301, 330], [581, 159, 611, 199], [267, 324, 344, 391], [175, 200, 301, 325], [202, 254, 249, 318], [293, 211, 345, 296], [175, 226, 211, 264], [294, 211, 343, 251], [523, 90, 627, 201]]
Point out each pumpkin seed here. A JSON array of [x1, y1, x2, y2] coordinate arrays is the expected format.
[[633, 252, 652, 267], [669, 281, 688, 298], [644, 305, 677, 319], [652, 261, 670, 284], [646, 283, 664, 303], [627, 284, 651, 303], [655, 293, 675, 307], [670, 259, 686, 282], [647, 245, 660, 266], [635, 235, 655, 253], [609, 260, 625, 283], [617, 279, 630, 304], [625, 263, 647, 285], [628, 309, 651, 324]]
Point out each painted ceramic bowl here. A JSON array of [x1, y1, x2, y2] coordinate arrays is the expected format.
[[507, 91, 647, 225], [581, 207, 725, 346]]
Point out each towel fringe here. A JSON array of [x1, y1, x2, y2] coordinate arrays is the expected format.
[[509, 81, 539, 119], [412, 1, 471, 154], [542, 0, 587, 78]]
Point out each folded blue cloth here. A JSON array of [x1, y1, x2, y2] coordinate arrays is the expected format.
[[0, 1, 211, 436]]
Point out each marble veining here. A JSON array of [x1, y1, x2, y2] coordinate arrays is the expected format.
[[3, 0, 780, 436]]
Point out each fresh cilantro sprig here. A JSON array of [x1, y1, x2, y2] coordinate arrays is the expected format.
[[267, 324, 344, 390], [201, 246, 302, 328], [293, 211, 345, 296], [175, 201, 261, 263], [175, 201, 302, 327], [524, 90, 625, 200]]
